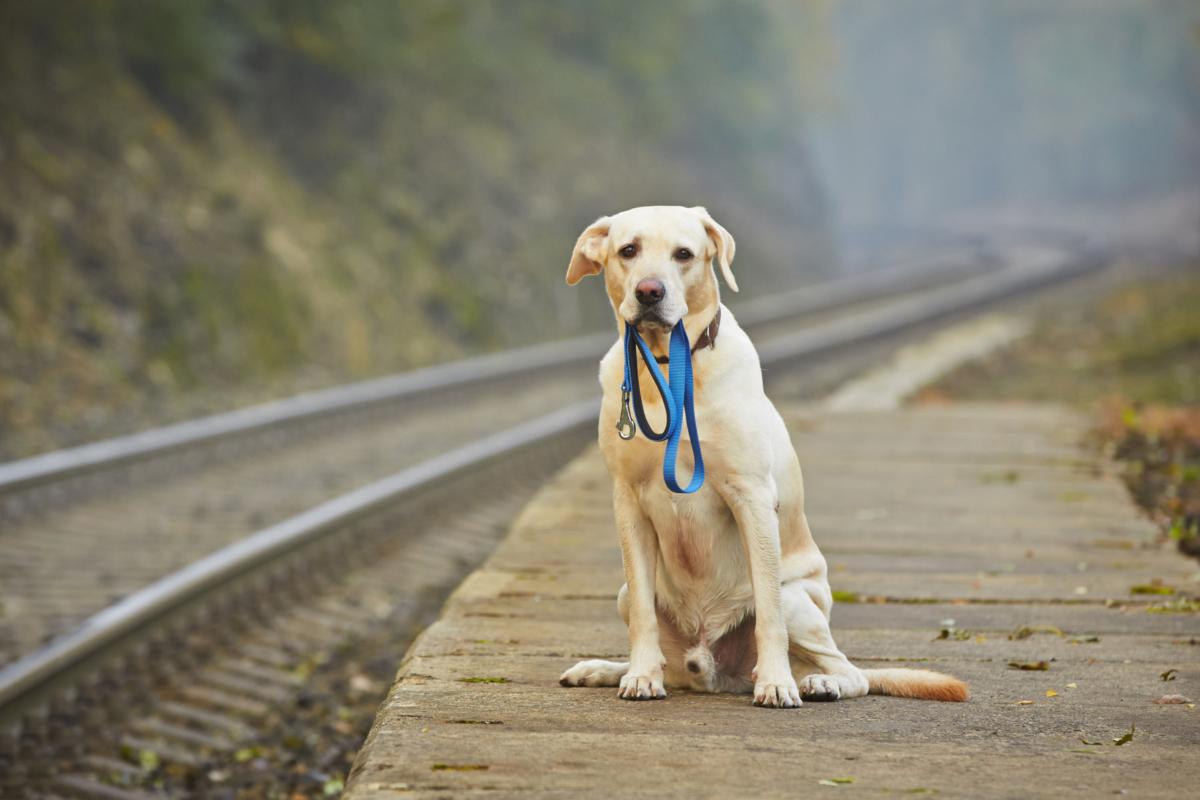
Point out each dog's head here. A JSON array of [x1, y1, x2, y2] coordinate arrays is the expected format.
[[565, 206, 737, 330]]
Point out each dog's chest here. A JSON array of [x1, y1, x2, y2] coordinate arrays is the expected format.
[[641, 485, 753, 635]]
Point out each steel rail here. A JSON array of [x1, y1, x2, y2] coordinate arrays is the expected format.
[[0, 250, 991, 501], [0, 400, 598, 728], [756, 244, 1096, 366], [0, 242, 1095, 729]]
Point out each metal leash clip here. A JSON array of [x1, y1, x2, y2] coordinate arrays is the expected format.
[[616, 386, 636, 440]]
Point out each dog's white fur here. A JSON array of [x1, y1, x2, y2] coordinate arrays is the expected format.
[[559, 206, 968, 706]]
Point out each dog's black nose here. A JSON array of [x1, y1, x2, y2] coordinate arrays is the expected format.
[[635, 279, 665, 306]]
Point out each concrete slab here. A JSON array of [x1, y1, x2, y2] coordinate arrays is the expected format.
[[347, 405, 1200, 799]]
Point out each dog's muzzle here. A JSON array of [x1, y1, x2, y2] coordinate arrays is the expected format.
[[630, 310, 674, 331]]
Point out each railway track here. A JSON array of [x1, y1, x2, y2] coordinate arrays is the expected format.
[[0, 235, 1097, 798], [0, 244, 993, 669]]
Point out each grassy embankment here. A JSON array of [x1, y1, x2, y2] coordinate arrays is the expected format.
[[925, 269, 1200, 560], [0, 1, 836, 459]]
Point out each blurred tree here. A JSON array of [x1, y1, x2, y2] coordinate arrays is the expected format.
[[0, 0, 835, 456]]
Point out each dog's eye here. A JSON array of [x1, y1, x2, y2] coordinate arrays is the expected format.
[[674, 247, 694, 262], [618, 244, 638, 259]]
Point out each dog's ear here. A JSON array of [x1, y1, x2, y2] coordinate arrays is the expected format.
[[692, 206, 738, 292], [565, 216, 612, 285]]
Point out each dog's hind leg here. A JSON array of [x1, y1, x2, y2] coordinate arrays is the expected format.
[[560, 586, 634, 688], [559, 659, 629, 687], [781, 578, 868, 701]]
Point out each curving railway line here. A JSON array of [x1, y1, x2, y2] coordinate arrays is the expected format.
[[0, 242, 996, 670], [0, 234, 1098, 798]]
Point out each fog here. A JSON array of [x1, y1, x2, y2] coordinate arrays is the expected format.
[[810, 0, 1200, 262]]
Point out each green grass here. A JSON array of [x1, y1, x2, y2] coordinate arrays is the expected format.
[[928, 270, 1200, 406]]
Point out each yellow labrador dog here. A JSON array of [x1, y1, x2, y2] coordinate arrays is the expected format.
[[558, 206, 968, 707]]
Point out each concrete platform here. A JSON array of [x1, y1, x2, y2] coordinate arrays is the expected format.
[[346, 405, 1199, 799]]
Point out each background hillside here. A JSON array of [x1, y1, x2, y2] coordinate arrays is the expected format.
[[0, 1, 836, 456]]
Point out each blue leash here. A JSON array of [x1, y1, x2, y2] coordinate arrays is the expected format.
[[617, 321, 705, 494]]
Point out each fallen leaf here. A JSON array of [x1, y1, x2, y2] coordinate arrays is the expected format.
[[1068, 636, 1101, 644], [1080, 738, 1103, 745], [1161, 669, 1179, 681], [818, 777, 855, 786], [1153, 694, 1193, 704], [1045, 689, 1059, 698], [1066, 683, 1078, 689], [934, 627, 973, 641], [831, 590, 860, 603], [1016, 700, 1035, 705], [234, 747, 261, 763], [1008, 660, 1050, 671], [1112, 724, 1135, 746], [1092, 539, 1136, 550], [1009, 625, 1065, 640]]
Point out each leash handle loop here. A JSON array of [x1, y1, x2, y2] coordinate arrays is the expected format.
[[621, 321, 705, 494], [623, 323, 675, 441]]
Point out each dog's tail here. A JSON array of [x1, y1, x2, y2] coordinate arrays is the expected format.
[[862, 668, 969, 702]]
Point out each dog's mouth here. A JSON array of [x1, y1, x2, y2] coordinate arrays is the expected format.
[[628, 309, 678, 332]]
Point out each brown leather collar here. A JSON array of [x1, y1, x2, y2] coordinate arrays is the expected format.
[[653, 307, 721, 364], [693, 305, 722, 353]]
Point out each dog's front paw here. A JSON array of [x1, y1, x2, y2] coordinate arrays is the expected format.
[[753, 674, 802, 708], [618, 669, 666, 700], [799, 673, 842, 701]]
